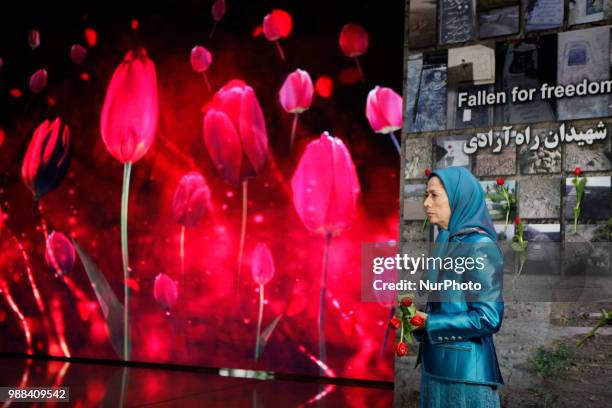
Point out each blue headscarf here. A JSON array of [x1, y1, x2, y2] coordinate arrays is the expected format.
[[428, 166, 496, 243], [421, 167, 497, 297]]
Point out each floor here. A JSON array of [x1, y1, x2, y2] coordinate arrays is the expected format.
[[0, 355, 394, 407]]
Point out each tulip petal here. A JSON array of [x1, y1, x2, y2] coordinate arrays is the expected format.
[[239, 87, 268, 178], [204, 109, 243, 185], [251, 243, 275, 285]]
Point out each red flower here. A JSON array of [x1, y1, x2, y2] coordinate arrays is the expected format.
[[153, 273, 178, 312], [400, 296, 413, 307], [389, 316, 401, 330], [410, 315, 425, 327], [203, 79, 269, 185], [279, 69, 314, 114], [262, 9, 292, 41], [190, 46, 212, 73], [365, 86, 402, 134], [29, 69, 48, 94], [291, 132, 360, 236], [574, 167, 582, 177], [251, 243, 275, 286], [339, 23, 369, 57], [496, 177, 505, 186], [21, 118, 71, 200], [395, 341, 408, 356], [70, 44, 87, 65], [424, 167, 431, 177], [100, 49, 159, 163], [172, 171, 212, 228], [45, 231, 76, 277], [211, 0, 226, 22], [514, 216, 521, 225]]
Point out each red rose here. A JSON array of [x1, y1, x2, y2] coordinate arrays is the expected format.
[[410, 315, 425, 327], [496, 177, 505, 186], [400, 296, 413, 307], [424, 167, 431, 177], [574, 167, 582, 177], [514, 216, 521, 225], [395, 341, 408, 356], [389, 316, 401, 330]]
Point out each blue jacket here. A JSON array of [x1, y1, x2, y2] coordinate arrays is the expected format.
[[414, 229, 505, 386]]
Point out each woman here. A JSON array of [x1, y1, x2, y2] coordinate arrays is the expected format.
[[413, 166, 505, 408]]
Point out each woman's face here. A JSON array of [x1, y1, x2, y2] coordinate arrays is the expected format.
[[424, 176, 451, 230]]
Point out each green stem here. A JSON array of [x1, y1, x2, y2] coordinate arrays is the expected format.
[[318, 233, 332, 375], [121, 162, 132, 361], [255, 283, 264, 361], [237, 180, 248, 293]]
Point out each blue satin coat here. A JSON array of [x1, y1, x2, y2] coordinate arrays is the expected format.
[[414, 229, 505, 386]]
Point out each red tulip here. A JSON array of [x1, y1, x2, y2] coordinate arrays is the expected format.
[[279, 69, 313, 114], [212, 0, 226, 21], [395, 341, 408, 356], [29, 29, 40, 50], [496, 177, 505, 186], [389, 316, 401, 330], [203, 79, 268, 185], [425, 168, 431, 177], [263, 9, 292, 41], [400, 296, 413, 307], [339, 23, 369, 57], [100, 49, 159, 164], [84, 28, 97, 47], [315, 76, 333, 98], [366, 86, 402, 134], [190, 46, 212, 73], [251, 243, 275, 285], [514, 216, 521, 225], [291, 132, 360, 235], [29, 69, 48, 94], [172, 171, 211, 228], [45, 231, 76, 277], [410, 315, 425, 327], [574, 167, 582, 177], [21, 118, 71, 200], [131, 19, 139, 31], [70, 44, 87, 65], [153, 273, 178, 312]]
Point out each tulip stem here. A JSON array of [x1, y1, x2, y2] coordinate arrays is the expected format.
[[380, 306, 396, 358], [209, 21, 218, 40], [354, 57, 364, 82], [237, 180, 248, 292], [180, 225, 186, 283], [121, 162, 133, 361], [202, 72, 212, 93], [318, 232, 332, 375], [0, 279, 33, 355], [255, 283, 264, 361], [275, 41, 286, 63], [290, 113, 299, 153], [389, 132, 401, 155]]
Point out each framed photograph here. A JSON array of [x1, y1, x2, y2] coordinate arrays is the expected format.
[[481, 180, 517, 221], [518, 128, 562, 174], [403, 183, 427, 221], [405, 137, 433, 180], [434, 135, 472, 169], [474, 137, 516, 176], [518, 178, 561, 219], [564, 176, 612, 221], [439, 0, 476, 45], [479, 6, 520, 39]]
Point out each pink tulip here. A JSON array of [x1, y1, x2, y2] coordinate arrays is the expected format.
[[45, 231, 76, 277], [153, 273, 178, 312], [29, 29, 40, 50], [339, 23, 369, 57], [212, 0, 226, 21], [263, 9, 292, 62], [29, 69, 48, 94], [279, 69, 313, 114], [70, 44, 87, 65], [190, 46, 212, 73], [251, 243, 275, 285], [263, 9, 292, 40], [279, 68, 313, 152], [291, 132, 360, 236], [172, 171, 211, 228], [21, 118, 71, 200], [203, 79, 268, 185], [366, 86, 402, 154], [100, 49, 158, 164]]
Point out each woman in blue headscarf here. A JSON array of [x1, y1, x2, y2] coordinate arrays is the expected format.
[[413, 167, 505, 408]]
